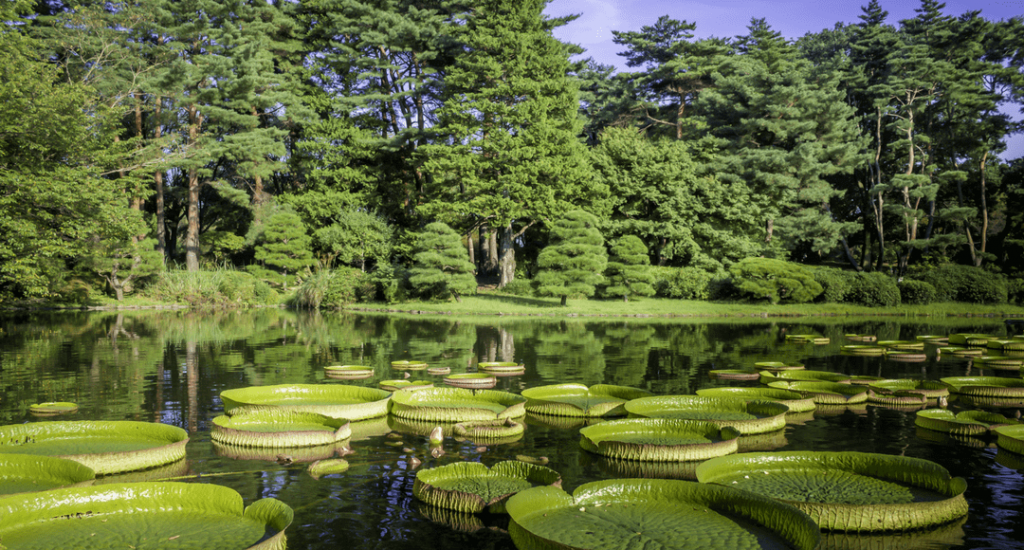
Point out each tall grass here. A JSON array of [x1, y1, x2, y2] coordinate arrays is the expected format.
[[294, 270, 333, 309], [145, 267, 278, 308]]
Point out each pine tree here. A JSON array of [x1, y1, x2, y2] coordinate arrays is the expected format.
[[536, 211, 608, 306], [254, 210, 314, 289], [408, 222, 477, 303], [603, 235, 655, 302]]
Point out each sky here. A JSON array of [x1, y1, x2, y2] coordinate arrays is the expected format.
[[545, 0, 1024, 159]]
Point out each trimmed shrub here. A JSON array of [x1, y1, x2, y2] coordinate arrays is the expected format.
[[898, 279, 937, 305], [324, 267, 375, 307], [847, 272, 901, 307], [652, 266, 713, 300], [408, 222, 477, 302], [603, 236, 656, 302], [499, 278, 536, 297], [919, 264, 1008, 304], [728, 258, 822, 304], [813, 267, 856, 303]]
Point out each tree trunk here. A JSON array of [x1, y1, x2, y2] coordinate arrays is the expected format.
[[186, 339, 198, 433], [765, 219, 773, 243], [154, 99, 166, 262], [498, 328, 514, 362], [623, 295, 628, 303], [560, 295, 567, 306], [467, 229, 475, 271], [482, 229, 499, 276], [185, 104, 202, 272], [978, 152, 989, 267], [498, 223, 516, 288]]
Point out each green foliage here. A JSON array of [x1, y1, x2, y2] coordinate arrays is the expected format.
[[846, 272, 901, 307], [203, 231, 247, 265], [651, 267, 714, 300], [898, 279, 937, 305], [295, 267, 376, 309], [311, 210, 393, 271], [84, 237, 164, 301], [729, 258, 822, 304], [918, 264, 1008, 304], [536, 211, 608, 305], [602, 236, 655, 302], [368, 262, 408, 304], [499, 278, 537, 297], [253, 209, 315, 288], [408, 222, 477, 302], [147, 270, 277, 307], [812, 267, 857, 304], [1008, 278, 1024, 306]]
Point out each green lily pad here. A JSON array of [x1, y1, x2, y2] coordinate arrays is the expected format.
[[884, 350, 928, 362], [478, 362, 526, 375], [323, 365, 374, 379], [787, 334, 830, 345], [916, 408, 1019, 437], [916, 334, 948, 343], [443, 373, 497, 389], [877, 340, 925, 350], [709, 369, 760, 381], [506, 479, 820, 550], [211, 409, 351, 448], [697, 387, 816, 413], [625, 396, 789, 434], [867, 391, 927, 407], [523, 412, 603, 430], [392, 360, 428, 370], [759, 369, 849, 384], [220, 384, 391, 421], [453, 418, 525, 441], [588, 453, 701, 480], [973, 355, 1024, 369], [414, 460, 562, 514], [0, 482, 292, 550], [308, 458, 349, 479], [948, 333, 999, 347], [753, 361, 805, 372], [737, 430, 789, 453], [846, 334, 877, 342], [96, 459, 190, 485], [426, 366, 451, 375], [938, 346, 984, 356], [212, 440, 345, 464], [869, 379, 949, 399], [0, 421, 188, 476], [389, 387, 526, 422], [579, 419, 740, 461], [766, 381, 869, 405], [521, 383, 652, 418], [840, 345, 885, 355], [955, 394, 1024, 409], [995, 424, 1024, 455], [940, 376, 1024, 397], [28, 402, 79, 416], [696, 451, 969, 532], [379, 379, 434, 392], [0, 454, 95, 496]]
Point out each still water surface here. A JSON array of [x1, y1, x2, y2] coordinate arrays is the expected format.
[[1, 309, 1022, 549]]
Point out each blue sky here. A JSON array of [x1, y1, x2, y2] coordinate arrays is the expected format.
[[545, 0, 1024, 159]]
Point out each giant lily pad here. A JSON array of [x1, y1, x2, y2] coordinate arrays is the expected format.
[[786, 334, 830, 345], [323, 365, 374, 380], [696, 451, 968, 532], [506, 479, 820, 550], [0, 454, 94, 496], [478, 362, 526, 375], [696, 387, 816, 413], [413, 460, 561, 514], [220, 384, 391, 421], [521, 383, 652, 418], [0, 421, 187, 475], [759, 370, 849, 384], [766, 381, 869, 405], [389, 387, 526, 422], [579, 419, 740, 461], [846, 334, 877, 342], [211, 409, 351, 448], [938, 346, 984, 357], [948, 333, 998, 347], [453, 418, 525, 441], [443, 373, 497, 389], [625, 396, 789, 434], [213, 441, 345, 464], [28, 402, 78, 417], [392, 360, 428, 370], [916, 408, 1019, 437], [973, 355, 1024, 369], [379, 379, 433, 392], [753, 361, 805, 372], [941, 376, 1024, 397], [0, 482, 292, 550], [884, 350, 928, 362], [587, 454, 700, 480], [869, 379, 949, 399], [709, 369, 760, 381], [876, 340, 925, 351], [995, 424, 1024, 455], [840, 345, 885, 355]]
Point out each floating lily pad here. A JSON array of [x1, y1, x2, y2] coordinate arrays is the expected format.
[[523, 412, 603, 430], [308, 458, 349, 479], [884, 350, 928, 362], [787, 334, 830, 345], [759, 369, 849, 384], [0, 482, 292, 550], [0, 454, 94, 496], [869, 379, 949, 399], [916, 334, 948, 343], [453, 418, 524, 440], [379, 379, 433, 392], [211, 409, 351, 448], [915, 425, 986, 449], [995, 425, 1024, 455], [426, 366, 451, 375], [212, 440, 345, 464], [737, 429, 789, 452], [916, 408, 1019, 437], [580, 419, 740, 461], [948, 333, 999, 347], [937, 346, 984, 357], [392, 360, 428, 370], [478, 362, 526, 375], [940, 376, 1024, 397], [697, 387, 816, 413], [625, 396, 789, 434], [753, 361, 805, 372], [389, 387, 526, 422], [443, 373, 497, 389], [877, 340, 925, 350], [955, 394, 1024, 409], [766, 381, 869, 405], [973, 355, 1024, 369], [522, 383, 652, 418], [0, 421, 188, 476], [846, 334, 877, 342], [220, 384, 391, 421], [506, 479, 820, 550], [323, 365, 374, 380], [709, 369, 760, 381], [841, 345, 885, 355], [866, 391, 927, 407], [822, 516, 967, 550], [414, 460, 562, 514], [696, 451, 969, 532], [846, 375, 885, 385], [28, 402, 79, 416], [96, 459, 190, 486]]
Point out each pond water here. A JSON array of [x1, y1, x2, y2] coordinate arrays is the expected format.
[[1, 309, 1023, 550]]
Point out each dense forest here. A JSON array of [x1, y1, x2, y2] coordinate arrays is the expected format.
[[1, 0, 1022, 305]]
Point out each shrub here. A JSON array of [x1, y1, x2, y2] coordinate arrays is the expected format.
[[898, 279, 937, 305], [813, 267, 856, 303], [148, 270, 276, 307], [499, 277, 536, 297], [1009, 278, 1024, 306], [919, 264, 1008, 304], [846, 272, 901, 307], [408, 222, 477, 302], [536, 211, 607, 306], [602, 236, 655, 302], [728, 258, 822, 304], [324, 267, 375, 307], [652, 266, 713, 300]]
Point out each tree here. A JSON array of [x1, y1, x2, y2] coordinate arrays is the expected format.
[[85, 236, 163, 301], [312, 210, 393, 271], [253, 209, 315, 289], [536, 211, 608, 306], [603, 235, 655, 302], [408, 222, 476, 303]]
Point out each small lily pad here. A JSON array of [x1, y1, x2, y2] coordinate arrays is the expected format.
[[753, 361, 805, 372], [0, 482, 292, 550], [940, 376, 1024, 397], [522, 383, 652, 418], [625, 396, 789, 434], [938, 346, 984, 356], [211, 409, 351, 448], [766, 381, 869, 405], [846, 334, 877, 342], [308, 458, 349, 479], [884, 350, 928, 362], [973, 355, 1024, 369], [220, 383, 392, 421], [759, 369, 849, 384], [948, 333, 999, 347], [28, 402, 79, 416], [709, 369, 760, 381], [323, 365, 374, 379], [392, 360, 428, 370], [426, 367, 451, 375], [995, 425, 1024, 455], [697, 387, 816, 413], [915, 408, 1019, 437], [443, 373, 497, 389], [0, 454, 95, 496], [389, 387, 526, 422], [478, 362, 526, 375], [877, 340, 925, 350], [579, 418, 740, 461], [841, 345, 885, 355], [696, 451, 969, 532], [0, 421, 188, 475], [453, 418, 525, 440], [414, 460, 562, 514]]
